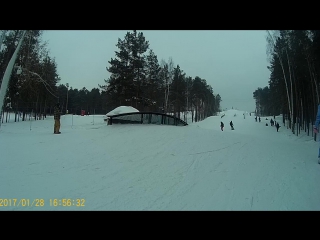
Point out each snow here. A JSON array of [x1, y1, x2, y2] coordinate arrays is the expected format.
[[106, 106, 139, 117], [1, 109, 320, 211]]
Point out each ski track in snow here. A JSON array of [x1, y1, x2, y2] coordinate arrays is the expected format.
[[1, 111, 320, 210]]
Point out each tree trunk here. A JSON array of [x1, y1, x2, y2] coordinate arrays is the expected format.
[[286, 49, 294, 132], [267, 31, 292, 131]]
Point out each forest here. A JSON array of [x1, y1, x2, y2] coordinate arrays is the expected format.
[[0, 30, 221, 124], [2, 30, 320, 138], [253, 30, 320, 136]]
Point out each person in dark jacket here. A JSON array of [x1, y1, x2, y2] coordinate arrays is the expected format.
[[270, 119, 274, 126], [54, 103, 61, 134], [275, 122, 280, 132], [230, 121, 234, 130], [220, 121, 224, 131]]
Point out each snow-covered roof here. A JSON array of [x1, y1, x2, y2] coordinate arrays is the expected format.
[[106, 106, 139, 117]]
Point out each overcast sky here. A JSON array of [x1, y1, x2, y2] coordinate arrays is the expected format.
[[41, 30, 271, 112]]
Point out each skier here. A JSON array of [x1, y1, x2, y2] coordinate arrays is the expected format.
[[275, 122, 280, 132], [270, 119, 274, 126], [230, 121, 234, 130], [313, 104, 320, 164], [220, 121, 224, 131], [259, 117, 261, 122]]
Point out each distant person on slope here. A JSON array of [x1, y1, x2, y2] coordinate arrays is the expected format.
[[220, 121, 224, 131], [270, 119, 274, 126], [230, 121, 234, 130], [275, 122, 280, 132], [54, 103, 61, 134], [313, 104, 320, 164]]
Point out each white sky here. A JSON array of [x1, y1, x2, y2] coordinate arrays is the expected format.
[[1, 108, 319, 210], [41, 30, 270, 112]]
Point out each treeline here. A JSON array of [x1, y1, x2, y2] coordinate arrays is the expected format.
[[0, 30, 221, 123], [1, 30, 60, 121], [100, 30, 221, 122], [0, 30, 108, 122], [253, 30, 320, 136]]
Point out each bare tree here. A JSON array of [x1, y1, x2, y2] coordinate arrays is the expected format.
[[267, 30, 293, 129], [159, 57, 175, 113]]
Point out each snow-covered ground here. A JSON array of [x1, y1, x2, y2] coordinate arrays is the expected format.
[[1, 109, 319, 210]]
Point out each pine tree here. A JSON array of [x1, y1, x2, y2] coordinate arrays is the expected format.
[[144, 49, 162, 111], [102, 30, 149, 110]]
